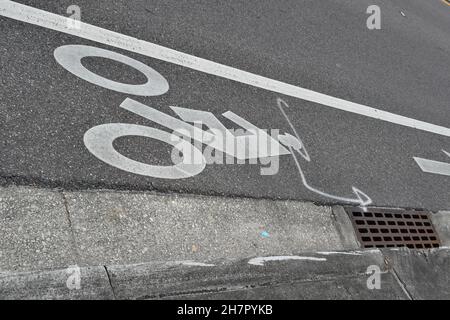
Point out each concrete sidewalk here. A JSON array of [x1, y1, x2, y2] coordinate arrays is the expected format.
[[0, 185, 449, 299], [0, 185, 360, 272]]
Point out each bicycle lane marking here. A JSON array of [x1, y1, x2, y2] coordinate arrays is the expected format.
[[1, 0, 450, 139]]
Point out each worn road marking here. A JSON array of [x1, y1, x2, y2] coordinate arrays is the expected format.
[[414, 150, 450, 177], [277, 98, 372, 206], [1, 1, 450, 138]]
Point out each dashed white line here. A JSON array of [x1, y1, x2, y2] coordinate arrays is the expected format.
[[1, 1, 450, 138], [414, 150, 450, 177]]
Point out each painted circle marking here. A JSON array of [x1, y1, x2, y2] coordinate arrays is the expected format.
[[84, 124, 206, 179], [54, 45, 169, 96]]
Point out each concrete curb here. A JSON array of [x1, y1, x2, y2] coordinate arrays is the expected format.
[[0, 185, 449, 299], [0, 185, 358, 272], [0, 248, 449, 300], [432, 211, 450, 247], [0, 266, 113, 300]]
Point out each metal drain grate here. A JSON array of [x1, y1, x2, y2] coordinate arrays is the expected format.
[[346, 207, 441, 249]]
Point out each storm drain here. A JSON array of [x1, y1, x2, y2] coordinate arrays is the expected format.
[[346, 207, 441, 249]]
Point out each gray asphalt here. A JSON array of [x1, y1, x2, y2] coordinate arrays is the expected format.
[[1, 0, 450, 210]]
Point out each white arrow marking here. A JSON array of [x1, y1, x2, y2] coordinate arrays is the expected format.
[[277, 98, 373, 207], [1, 1, 450, 138], [414, 150, 450, 177]]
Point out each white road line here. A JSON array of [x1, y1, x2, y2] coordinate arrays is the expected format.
[[414, 150, 450, 177], [1, 1, 450, 138]]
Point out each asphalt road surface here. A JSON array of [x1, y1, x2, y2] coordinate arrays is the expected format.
[[1, 0, 450, 211]]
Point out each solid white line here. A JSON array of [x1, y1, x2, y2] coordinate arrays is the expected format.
[[1, 0, 450, 138]]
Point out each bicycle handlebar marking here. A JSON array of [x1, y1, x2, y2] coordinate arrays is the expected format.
[[53, 44, 372, 206]]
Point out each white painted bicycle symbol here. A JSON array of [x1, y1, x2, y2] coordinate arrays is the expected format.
[[54, 44, 372, 206]]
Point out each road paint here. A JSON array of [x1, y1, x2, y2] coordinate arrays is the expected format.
[[2, 1, 450, 138], [414, 150, 450, 177], [316, 251, 362, 256], [316, 249, 381, 255], [276, 98, 310, 162], [289, 145, 372, 206], [84, 123, 207, 179], [172, 261, 216, 267], [54, 45, 169, 96], [277, 98, 373, 206], [83, 98, 292, 179], [84, 97, 291, 179], [248, 256, 326, 266]]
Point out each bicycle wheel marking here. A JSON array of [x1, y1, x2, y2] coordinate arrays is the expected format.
[[84, 123, 206, 179], [1, 0, 450, 138], [54, 45, 169, 96], [2, 1, 447, 207]]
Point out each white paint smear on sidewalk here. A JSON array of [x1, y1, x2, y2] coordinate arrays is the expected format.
[[172, 260, 216, 267], [248, 256, 327, 266], [1, 1, 450, 138], [316, 251, 362, 256]]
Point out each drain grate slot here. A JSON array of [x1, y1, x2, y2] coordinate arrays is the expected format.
[[346, 207, 441, 249]]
